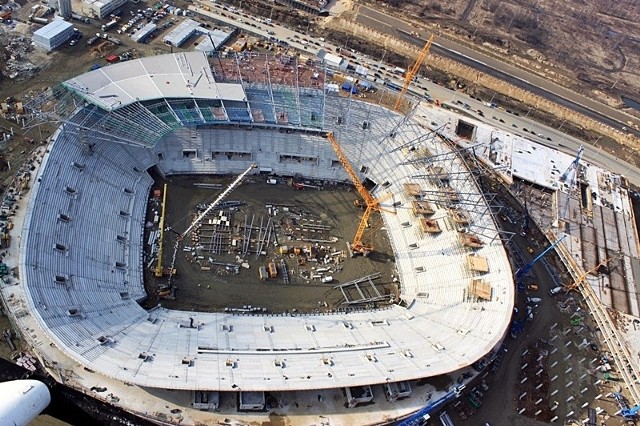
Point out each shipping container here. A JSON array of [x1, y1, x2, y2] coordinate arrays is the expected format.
[[268, 262, 277, 278], [258, 266, 268, 281]]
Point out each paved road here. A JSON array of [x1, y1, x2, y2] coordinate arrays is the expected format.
[[356, 6, 640, 137], [378, 72, 640, 185], [190, 4, 640, 186]]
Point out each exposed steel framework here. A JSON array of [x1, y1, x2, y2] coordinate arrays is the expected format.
[[326, 132, 393, 255]]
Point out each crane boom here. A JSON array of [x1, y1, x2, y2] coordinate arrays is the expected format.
[[515, 234, 566, 281], [326, 132, 393, 255], [560, 145, 584, 220], [394, 34, 435, 111], [182, 164, 257, 239], [327, 132, 375, 206], [166, 164, 256, 285], [154, 183, 168, 277], [352, 205, 374, 254], [564, 255, 618, 292]]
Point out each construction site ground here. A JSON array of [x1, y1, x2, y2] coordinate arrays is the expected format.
[[448, 181, 638, 426], [144, 174, 398, 314]]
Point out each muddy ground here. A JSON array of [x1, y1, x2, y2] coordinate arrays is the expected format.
[[144, 175, 398, 313], [365, 0, 640, 111]]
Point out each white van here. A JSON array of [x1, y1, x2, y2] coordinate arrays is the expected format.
[[548, 286, 563, 296]]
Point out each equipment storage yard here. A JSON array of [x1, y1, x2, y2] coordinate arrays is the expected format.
[[146, 175, 398, 313]]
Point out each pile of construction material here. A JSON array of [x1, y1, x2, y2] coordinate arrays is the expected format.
[[0, 26, 39, 80]]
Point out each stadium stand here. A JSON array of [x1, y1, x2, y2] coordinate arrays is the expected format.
[[16, 53, 514, 394]]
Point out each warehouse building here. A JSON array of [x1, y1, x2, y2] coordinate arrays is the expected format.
[[33, 19, 74, 51], [132, 23, 156, 43], [194, 28, 233, 55], [163, 18, 233, 53], [75, 0, 127, 19], [317, 50, 347, 70]]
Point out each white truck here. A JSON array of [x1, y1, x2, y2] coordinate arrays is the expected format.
[[548, 286, 563, 296], [101, 19, 118, 31]]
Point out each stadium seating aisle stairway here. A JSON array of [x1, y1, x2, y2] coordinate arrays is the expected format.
[[21, 126, 153, 360]]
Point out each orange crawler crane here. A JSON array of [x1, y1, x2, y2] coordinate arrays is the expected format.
[[326, 132, 394, 256], [394, 34, 435, 111]]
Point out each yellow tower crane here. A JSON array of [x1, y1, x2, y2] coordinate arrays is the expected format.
[[394, 34, 435, 112], [326, 132, 394, 256], [564, 255, 620, 293], [154, 183, 168, 277]]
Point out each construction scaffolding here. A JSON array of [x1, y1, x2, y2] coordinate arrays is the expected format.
[[21, 52, 417, 149], [334, 273, 388, 305]]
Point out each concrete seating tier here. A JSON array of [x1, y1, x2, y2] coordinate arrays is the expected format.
[[18, 94, 514, 392]]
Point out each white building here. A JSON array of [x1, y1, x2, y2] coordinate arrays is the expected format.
[[162, 18, 232, 52], [33, 19, 74, 51], [58, 0, 72, 19], [80, 0, 127, 19], [317, 50, 347, 70], [131, 23, 156, 43]]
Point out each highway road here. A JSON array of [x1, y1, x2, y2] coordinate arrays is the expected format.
[[190, 3, 640, 185], [428, 86, 640, 185], [355, 6, 640, 138]]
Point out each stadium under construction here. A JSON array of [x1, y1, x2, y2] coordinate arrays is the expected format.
[[1, 51, 639, 424]]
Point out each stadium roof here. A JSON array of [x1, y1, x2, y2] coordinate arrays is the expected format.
[[62, 52, 245, 111]]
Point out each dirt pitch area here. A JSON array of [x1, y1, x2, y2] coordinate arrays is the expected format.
[[144, 174, 399, 314]]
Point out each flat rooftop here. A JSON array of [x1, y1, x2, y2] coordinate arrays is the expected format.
[[431, 107, 640, 317], [63, 52, 246, 110]]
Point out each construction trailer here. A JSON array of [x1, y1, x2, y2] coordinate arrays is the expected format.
[[33, 19, 74, 51]]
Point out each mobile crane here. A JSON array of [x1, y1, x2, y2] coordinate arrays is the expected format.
[[394, 34, 435, 112], [563, 255, 618, 293], [165, 164, 256, 286], [326, 132, 393, 256], [614, 391, 640, 420]]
